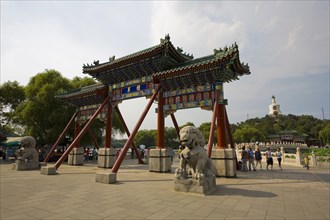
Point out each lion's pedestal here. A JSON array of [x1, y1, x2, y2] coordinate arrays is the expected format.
[[12, 160, 40, 171], [97, 148, 116, 168], [68, 148, 84, 166], [211, 148, 237, 177], [174, 175, 217, 195], [149, 148, 171, 173]]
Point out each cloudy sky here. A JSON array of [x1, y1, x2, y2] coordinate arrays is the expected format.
[[1, 1, 329, 134]]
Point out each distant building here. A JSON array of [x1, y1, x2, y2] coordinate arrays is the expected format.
[[268, 130, 308, 144], [268, 95, 282, 117]]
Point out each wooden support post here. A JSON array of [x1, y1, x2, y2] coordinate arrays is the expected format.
[[217, 104, 227, 149], [74, 120, 81, 148], [111, 85, 161, 173], [170, 113, 180, 138], [44, 111, 78, 163], [114, 106, 144, 164], [207, 90, 219, 158], [87, 128, 100, 150], [54, 96, 111, 169], [104, 103, 113, 148], [157, 87, 165, 149]]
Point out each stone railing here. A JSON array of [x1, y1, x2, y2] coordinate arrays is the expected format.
[[235, 147, 329, 168]]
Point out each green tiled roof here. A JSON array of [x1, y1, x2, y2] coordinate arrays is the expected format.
[[56, 83, 108, 107], [82, 34, 193, 76], [153, 43, 250, 91], [58, 36, 251, 106]]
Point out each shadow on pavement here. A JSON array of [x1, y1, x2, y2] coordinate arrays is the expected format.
[[213, 185, 278, 198]]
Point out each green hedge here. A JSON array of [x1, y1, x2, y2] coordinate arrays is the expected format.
[[305, 148, 330, 156]]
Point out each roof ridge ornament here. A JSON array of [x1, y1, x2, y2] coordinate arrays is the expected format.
[[160, 34, 171, 44], [176, 47, 193, 59], [109, 55, 115, 62], [214, 42, 239, 57]]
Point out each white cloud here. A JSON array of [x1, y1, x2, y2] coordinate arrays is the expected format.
[[1, 0, 329, 128], [150, 2, 247, 56], [284, 24, 303, 50]]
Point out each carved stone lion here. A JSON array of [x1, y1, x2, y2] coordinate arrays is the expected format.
[[12, 136, 39, 170], [175, 126, 216, 184]]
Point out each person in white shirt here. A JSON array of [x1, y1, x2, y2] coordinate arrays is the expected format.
[[276, 148, 283, 170], [265, 147, 273, 170]]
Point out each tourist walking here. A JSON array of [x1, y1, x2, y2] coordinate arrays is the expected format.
[[140, 148, 144, 159], [144, 147, 149, 161], [84, 148, 89, 161], [276, 148, 283, 170], [265, 147, 273, 170], [255, 146, 262, 170], [241, 146, 248, 172], [92, 148, 98, 160], [247, 146, 256, 171], [304, 154, 310, 170]]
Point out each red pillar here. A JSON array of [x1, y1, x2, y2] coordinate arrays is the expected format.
[[217, 104, 227, 149], [104, 103, 113, 148], [207, 90, 219, 158], [44, 111, 78, 162], [111, 85, 161, 173], [157, 87, 165, 149], [54, 96, 111, 169], [224, 107, 235, 148]]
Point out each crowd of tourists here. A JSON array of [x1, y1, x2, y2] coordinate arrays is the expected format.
[[84, 147, 98, 161], [240, 145, 283, 172]]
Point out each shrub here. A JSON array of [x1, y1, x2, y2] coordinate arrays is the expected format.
[[305, 148, 330, 156]]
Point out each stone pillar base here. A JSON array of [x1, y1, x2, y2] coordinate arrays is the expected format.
[[95, 172, 117, 184], [149, 148, 171, 173], [97, 148, 116, 168], [174, 176, 217, 195], [211, 148, 237, 177], [40, 166, 57, 175], [68, 148, 84, 166]]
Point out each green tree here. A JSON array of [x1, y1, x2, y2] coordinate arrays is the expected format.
[[319, 122, 330, 145], [70, 76, 97, 89], [164, 127, 179, 148], [134, 129, 156, 148], [7, 70, 126, 146], [233, 125, 263, 143], [0, 81, 26, 134], [15, 70, 74, 144], [0, 81, 25, 110], [198, 122, 211, 141]]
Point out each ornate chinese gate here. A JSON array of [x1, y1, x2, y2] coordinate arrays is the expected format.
[[43, 35, 250, 178]]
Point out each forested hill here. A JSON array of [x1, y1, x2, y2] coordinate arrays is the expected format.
[[230, 114, 329, 145]]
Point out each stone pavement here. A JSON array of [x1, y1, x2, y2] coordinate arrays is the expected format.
[[0, 158, 329, 220]]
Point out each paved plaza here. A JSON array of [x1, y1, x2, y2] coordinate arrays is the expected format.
[[1, 158, 329, 220]]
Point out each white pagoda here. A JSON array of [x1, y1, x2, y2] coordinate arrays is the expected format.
[[268, 95, 282, 117]]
